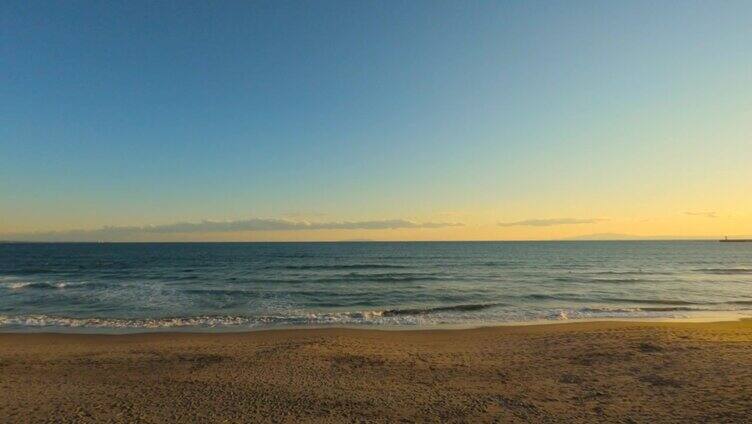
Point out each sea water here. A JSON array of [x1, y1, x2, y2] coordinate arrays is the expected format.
[[1, 241, 751, 332]]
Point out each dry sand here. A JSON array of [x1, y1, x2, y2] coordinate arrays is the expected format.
[[1, 320, 752, 423]]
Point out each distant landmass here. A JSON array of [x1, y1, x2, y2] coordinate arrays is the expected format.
[[562, 233, 722, 241]]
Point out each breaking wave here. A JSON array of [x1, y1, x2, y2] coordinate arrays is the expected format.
[[277, 264, 410, 270], [2, 281, 76, 290], [381, 303, 505, 316], [606, 298, 706, 306], [694, 268, 752, 275]]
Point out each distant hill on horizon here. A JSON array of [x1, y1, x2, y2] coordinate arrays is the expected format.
[[561, 233, 726, 241]]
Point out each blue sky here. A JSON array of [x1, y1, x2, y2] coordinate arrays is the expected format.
[[2, 1, 751, 240]]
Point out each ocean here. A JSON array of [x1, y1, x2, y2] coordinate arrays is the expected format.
[[1, 241, 751, 332]]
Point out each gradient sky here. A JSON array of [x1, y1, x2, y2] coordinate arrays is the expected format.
[[2, 0, 751, 241]]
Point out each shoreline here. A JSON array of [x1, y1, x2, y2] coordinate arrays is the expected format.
[[1, 311, 750, 335]]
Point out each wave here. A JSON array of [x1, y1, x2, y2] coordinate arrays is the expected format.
[[475, 261, 518, 267], [181, 288, 361, 299], [2, 303, 749, 330], [3, 268, 57, 275], [589, 270, 674, 276], [552, 276, 581, 283], [523, 294, 712, 306], [0, 306, 504, 330], [0, 312, 421, 329], [590, 278, 657, 284], [553, 276, 651, 284], [178, 273, 456, 286], [524, 293, 585, 301], [2, 281, 74, 290], [381, 303, 505, 317], [0, 315, 262, 329], [0, 303, 504, 329], [310, 272, 451, 283], [277, 264, 409, 270], [607, 298, 706, 306], [580, 306, 700, 313], [183, 288, 259, 296], [256, 275, 421, 284], [639, 306, 703, 312], [550, 304, 752, 320], [694, 268, 752, 275]]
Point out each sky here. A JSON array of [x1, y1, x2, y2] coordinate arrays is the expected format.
[[1, 0, 751, 241]]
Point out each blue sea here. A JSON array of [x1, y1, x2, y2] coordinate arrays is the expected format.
[[1, 241, 751, 332]]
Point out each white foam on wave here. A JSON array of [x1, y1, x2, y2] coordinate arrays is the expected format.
[[0, 315, 263, 329], [0, 311, 429, 330], [0, 277, 89, 290], [550, 310, 569, 320], [3, 281, 71, 290], [1, 305, 751, 331]]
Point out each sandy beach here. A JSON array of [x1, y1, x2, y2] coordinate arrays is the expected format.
[[0, 320, 751, 423]]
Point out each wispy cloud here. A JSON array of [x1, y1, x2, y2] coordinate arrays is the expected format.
[[498, 218, 605, 227], [2, 218, 464, 241], [280, 212, 329, 220], [685, 211, 717, 218]]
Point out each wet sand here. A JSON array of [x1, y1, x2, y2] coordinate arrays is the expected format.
[[1, 320, 752, 423]]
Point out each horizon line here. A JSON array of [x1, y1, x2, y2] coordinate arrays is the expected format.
[[0, 238, 735, 244]]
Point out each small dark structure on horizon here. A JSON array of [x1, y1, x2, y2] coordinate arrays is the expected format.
[[719, 236, 752, 242]]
